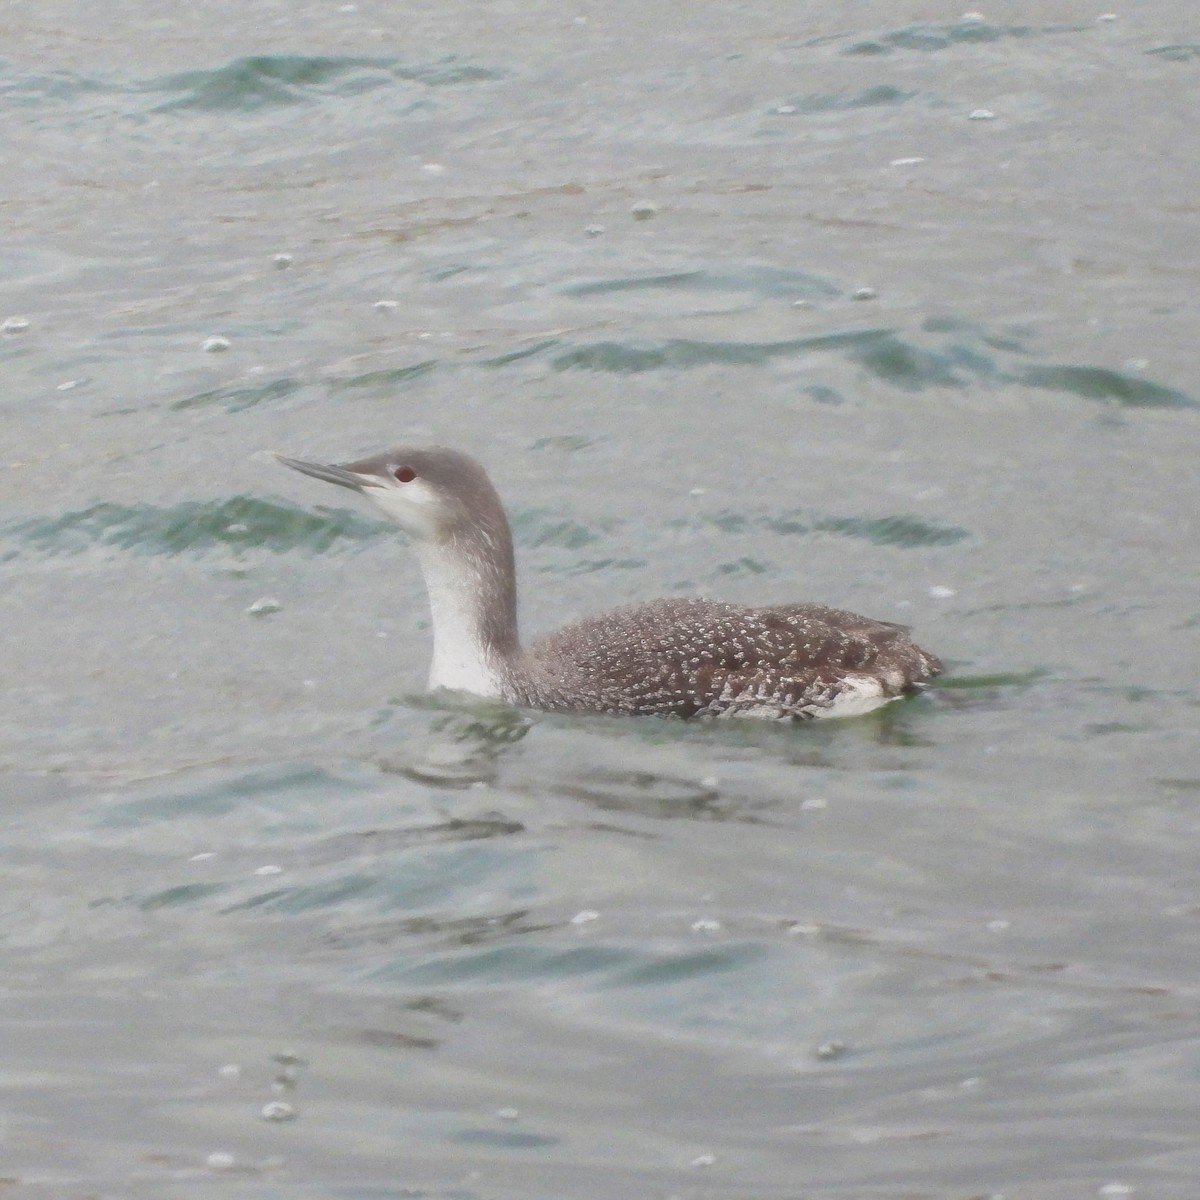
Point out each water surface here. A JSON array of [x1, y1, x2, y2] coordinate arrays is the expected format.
[[3, 3, 1199, 1196]]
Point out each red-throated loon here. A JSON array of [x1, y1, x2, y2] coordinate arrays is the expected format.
[[275, 446, 942, 720]]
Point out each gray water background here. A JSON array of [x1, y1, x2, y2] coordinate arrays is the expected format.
[[2, 1, 1200, 1195]]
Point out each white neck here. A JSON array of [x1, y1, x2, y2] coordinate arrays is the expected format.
[[414, 540, 511, 699]]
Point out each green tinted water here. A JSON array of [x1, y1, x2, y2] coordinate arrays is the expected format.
[[3, 3, 1199, 1196]]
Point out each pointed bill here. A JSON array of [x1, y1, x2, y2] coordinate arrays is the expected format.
[[273, 454, 384, 490]]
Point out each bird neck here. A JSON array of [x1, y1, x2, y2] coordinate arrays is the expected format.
[[413, 525, 521, 698]]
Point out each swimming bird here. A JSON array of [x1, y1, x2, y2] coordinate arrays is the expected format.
[[275, 446, 941, 720]]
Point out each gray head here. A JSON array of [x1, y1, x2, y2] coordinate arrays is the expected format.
[[275, 445, 511, 548]]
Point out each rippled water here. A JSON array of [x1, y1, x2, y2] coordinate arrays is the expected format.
[[3, 3, 1200, 1196]]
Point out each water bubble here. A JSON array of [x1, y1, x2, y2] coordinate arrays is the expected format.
[[801, 797, 828, 810], [890, 156, 926, 167], [690, 1153, 716, 1168], [969, 108, 996, 120], [261, 1100, 297, 1122], [570, 909, 600, 925], [254, 864, 284, 876], [929, 585, 957, 599], [206, 1151, 236, 1170], [986, 918, 1010, 933], [691, 918, 722, 933], [218, 1063, 241, 1078], [816, 1041, 848, 1060], [273, 253, 293, 268], [851, 287, 877, 301], [246, 598, 282, 617], [374, 299, 399, 311], [191, 851, 217, 862], [584, 224, 606, 236], [203, 335, 231, 353], [1, 316, 30, 333], [420, 162, 446, 175], [1098, 1186, 1133, 1198], [57, 379, 85, 391], [773, 104, 797, 115], [496, 1107, 520, 1121], [631, 200, 658, 220]]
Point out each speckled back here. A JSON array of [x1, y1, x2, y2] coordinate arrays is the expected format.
[[516, 597, 941, 719]]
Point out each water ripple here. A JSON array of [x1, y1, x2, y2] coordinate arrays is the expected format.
[[770, 85, 919, 115], [170, 376, 308, 413], [1146, 44, 1200, 63], [1017, 365, 1197, 409], [523, 322, 1197, 408], [2, 495, 966, 561], [675, 509, 971, 549], [837, 19, 1089, 57], [3, 497, 385, 558], [562, 265, 837, 302], [1, 53, 504, 122]]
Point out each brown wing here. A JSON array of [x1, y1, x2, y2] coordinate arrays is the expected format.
[[526, 598, 940, 718]]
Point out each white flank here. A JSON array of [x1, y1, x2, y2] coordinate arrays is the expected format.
[[810, 675, 893, 719]]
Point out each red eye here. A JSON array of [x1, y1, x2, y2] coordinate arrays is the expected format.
[[394, 466, 416, 483]]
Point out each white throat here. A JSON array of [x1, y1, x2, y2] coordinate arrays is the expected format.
[[414, 541, 508, 699]]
